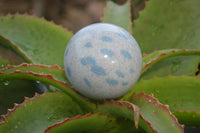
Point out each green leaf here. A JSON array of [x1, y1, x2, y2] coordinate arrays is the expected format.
[[133, 0, 200, 53], [0, 36, 28, 64], [142, 49, 179, 67], [0, 63, 68, 84], [0, 57, 14, 69], [126, 93, 184, 133], [0, 37, 25, 69], [0, 92, 84, 133], [123, 75, 200, 126], [0, 39, 25, 68], [44, 113, 121, 133], [0, 42, 19, 69], [174, 111, 200, 127], [0, 79, 44, 116], [103, 0, 132, 33], [96, 94, 183, 133], [0, 64, 95, 112], [95, 100, 153, 132], [0, 15, 73, 68], [125, 75, 200, 112], [95, 101, 140, 128], [141, 49, 200, 79]]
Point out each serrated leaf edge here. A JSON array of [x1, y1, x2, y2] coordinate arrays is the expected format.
[[43, 113, 104, 133], [175, 110, 200, 114], [131, 92, 184, 132], [142, 49, 200, 75], [5, 14, 74, 34], [0, 35, 32, 63], [0, 92, 44, 125], [139, 73, 200, 82], [0, 67, 95, 112], [103, 100, 140, 129], [127, 75, 200, 100], [0, 63, 64, 72], [0, 69, 71, 89]]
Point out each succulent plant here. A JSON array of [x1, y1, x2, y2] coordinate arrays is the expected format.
[[0, 0, 200, 133]]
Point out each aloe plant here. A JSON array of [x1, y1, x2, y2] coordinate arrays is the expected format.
[[0, 0, 199, 132]]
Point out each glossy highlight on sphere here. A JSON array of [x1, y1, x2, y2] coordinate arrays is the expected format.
[[64, 23, 142, 100]]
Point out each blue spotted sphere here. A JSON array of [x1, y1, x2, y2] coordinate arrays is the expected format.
[[64, 23, 142, 99]]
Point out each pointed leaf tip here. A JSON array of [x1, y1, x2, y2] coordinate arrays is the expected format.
[[103, 100, 140, 129], [127, 92, 184, 133]]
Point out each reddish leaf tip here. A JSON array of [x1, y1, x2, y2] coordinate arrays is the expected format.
[[133, 92, 184, 132], [102, 100, 140, 129], [24, 97, 30, 100]]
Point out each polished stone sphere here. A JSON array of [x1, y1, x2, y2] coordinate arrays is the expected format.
[[64, 23, 142, 99]]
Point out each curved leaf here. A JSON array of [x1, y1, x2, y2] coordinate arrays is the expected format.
[[95, 100, 153, 132], [127, 93, 184, 133], [97, 93, 184, 133], [0, 42, 20, 68], [174, 111, 200, 127], [44, 113, 120, 133], [133, 0, 200, 53], [96, 101, 140, 128], [0, 40, 25, 68], [0, 92, 84, 133], [142, 49, 181, 67], [124, 75, 200, 126], [0, 36, 28, 64], [0, 64, 95, 112], [141, 49, 200, 79], [0, 63, 68, 84], [125, 75, 200, 112], [0, 79, 45, 116], [0, 37, 26, 67], [0, 15, 73, 68], [103, 0, 132, 33]]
